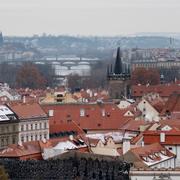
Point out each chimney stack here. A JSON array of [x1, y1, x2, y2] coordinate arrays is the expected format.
[[23, 96, 26, 103], [122, 137, 131, 154], [49, 110, 54, 117]]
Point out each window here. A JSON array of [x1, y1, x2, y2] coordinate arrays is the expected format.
[[39, 123, 42, 129], [40, 134, 42, 140], [1, 139, 4, 146], [6, 137, 9, 145], [31, 135, 33, 141], [31, 124, 33, 130], [21, 136, 24, 142], [12, 136, 16, 144], [0, 115, 7, 119], [44, 122, 47, 129], [44, 133, 47, 139], [35, 134, 38, 140], [13, 125, 16, 131], [169, 147, 173, 151], [35, 124, 37, 130], [26, 135, 29, 141], [26, 124, 28, 131], [21, 125, 24, 131]]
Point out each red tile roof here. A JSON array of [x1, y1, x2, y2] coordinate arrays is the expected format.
[[8, 102, 47, 119], [120, 119, 150, 132], [161, 94, 180, 119], [42, 103, 132, 131], [124, 143, 175, 168], [130, 143, 168, 156], [131, 133, 143, 145], [143, 129, 180, 145], [49, 121, 85, 135], [132, 83, 180, 98], [0, 136, 89, 159], [0, 141, 41, 158], [158, 119, 180, 130]]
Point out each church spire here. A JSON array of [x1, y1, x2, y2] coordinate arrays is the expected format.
[[114, 47, 122, 74], [107, 64, 109, 76], [0, 32, 3, 46]]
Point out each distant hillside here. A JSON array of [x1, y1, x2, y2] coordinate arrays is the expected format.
[[5, 35, 180, 49], [4, 35, 180, 58]]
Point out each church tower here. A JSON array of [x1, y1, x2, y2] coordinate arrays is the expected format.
[[0, 32, 3, 46], [107, 47, 131, 99]]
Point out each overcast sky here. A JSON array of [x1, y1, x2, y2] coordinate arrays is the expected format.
[[0, 0, 180, 36]]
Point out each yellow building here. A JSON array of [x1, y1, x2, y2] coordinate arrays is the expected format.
[[40, 91, 77, 104]]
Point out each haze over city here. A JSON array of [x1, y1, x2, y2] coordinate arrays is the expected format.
[[0, 0, 180, 36], [0, 0, 180, 179]]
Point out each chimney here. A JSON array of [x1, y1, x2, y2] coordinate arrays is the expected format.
[[160, 132, 165, 143], [102, 109, 105, 117], [49, 110, 54, 117], [69, 135, 74, 141], [23, 96, 26, 103], [122, 137, 131, 154]]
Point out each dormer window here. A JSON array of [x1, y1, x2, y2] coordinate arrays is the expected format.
[[161, 150, 167, 155], [80, 109, 85, 117], [141, 156, 149, 162], [155, 152, 160, 157]]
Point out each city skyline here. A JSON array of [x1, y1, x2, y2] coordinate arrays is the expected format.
[[0, 0, 180, 36]]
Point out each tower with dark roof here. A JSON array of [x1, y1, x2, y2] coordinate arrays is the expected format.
[[107, 47, 131, 99], [0, 32, 3, 46]]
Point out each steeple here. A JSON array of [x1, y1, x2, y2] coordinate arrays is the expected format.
[[107, 46, 131, 99], [114, 47, 122, 74], [107, 65, 109, 76], [0, 32, 3, 46], [110, 64, 113, 74]]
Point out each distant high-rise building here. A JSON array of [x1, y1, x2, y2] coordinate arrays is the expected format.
[[0, 31, 3, 46], [107, 47, 131, 99]]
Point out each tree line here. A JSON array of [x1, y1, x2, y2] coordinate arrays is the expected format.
[[0, 62, 54, 89], [0, 157, 130, 180]]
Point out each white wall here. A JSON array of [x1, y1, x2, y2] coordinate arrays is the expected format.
[[150, 158, 175, 169], [137, 99, 160, 122], [165, 145, 180, 167], [130, 170, 180, 180]]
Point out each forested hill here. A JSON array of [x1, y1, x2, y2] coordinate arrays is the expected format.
[[5, 35, 180, 49]]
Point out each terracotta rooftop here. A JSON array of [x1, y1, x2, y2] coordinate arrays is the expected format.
[[161, 94, 180, 119], [124, 143, 175, 168], [0, 135, 89, 159], [8, 102, 47, 119], [42, 103, 132, 131], [120, 119, 150, 132], [143, 129, 180, 145], [132, 83, 180, 98], [49, 121, 85, 135], [0, 141, 41, 158]]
